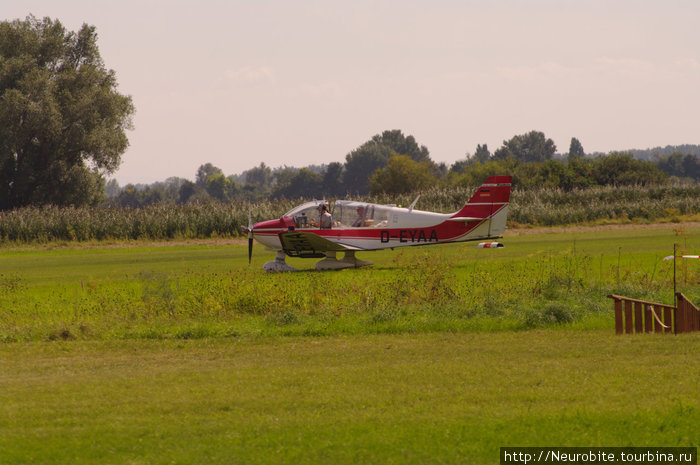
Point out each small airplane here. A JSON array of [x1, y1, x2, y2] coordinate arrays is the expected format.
[[243, 175, 512, 271]]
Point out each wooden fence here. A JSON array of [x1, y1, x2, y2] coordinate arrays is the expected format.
[[608, 293, 699, 335], [676, 293, 700, 333]]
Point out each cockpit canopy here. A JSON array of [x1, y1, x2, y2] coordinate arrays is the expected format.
[[283, 200, 396, 229], [333, 200, 393, 228], [284, 200, 328, 229]]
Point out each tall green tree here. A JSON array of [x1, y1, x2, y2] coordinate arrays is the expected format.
[[344, 129, 432, 194], [656, 152, 700, 180], [568, 137, 585, 159], [205, 173, 232, 200], [592, 153, 667, 186], [273, 168, 323, 199], [195, 163, 223, 188], [244, 162, 272, 191], [451, 144, 492, 174], [493, 131, 556, 163], [369, 154, 437, 195], [0, 16, 134, 209], [474, 143, 491, 163], [321, 161, 344, 197]]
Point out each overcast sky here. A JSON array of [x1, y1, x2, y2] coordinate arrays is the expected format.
[[5, 0, 700, 184]]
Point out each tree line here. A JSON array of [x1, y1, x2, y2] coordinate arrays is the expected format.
[[107, 129, 700, 208]]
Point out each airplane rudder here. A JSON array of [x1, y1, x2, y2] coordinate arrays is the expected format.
[[482, 175, 512, 203]]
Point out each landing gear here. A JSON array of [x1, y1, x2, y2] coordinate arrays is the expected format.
[[263, 251, 298, 272], [315, 251, 373, 271], [262, 250, 372, 272]]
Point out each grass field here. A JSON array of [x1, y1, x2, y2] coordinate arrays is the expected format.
[[1, 331, 698, 464], [1, 224, 699, 342], [0, 225, 699, 464]]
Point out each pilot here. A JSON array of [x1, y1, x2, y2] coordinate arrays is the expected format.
[[319, 203, 332, 229], [352, 206, 366, 227]]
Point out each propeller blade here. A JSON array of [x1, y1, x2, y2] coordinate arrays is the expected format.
[[247, 209, 253, 265]]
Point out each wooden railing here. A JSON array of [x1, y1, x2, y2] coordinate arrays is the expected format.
[[608, 295, 675, 335], [608, 293, 700, 334], [676, 293, 700, 333]]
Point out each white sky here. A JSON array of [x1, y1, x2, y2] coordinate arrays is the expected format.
[[5, 0, 700, 184]]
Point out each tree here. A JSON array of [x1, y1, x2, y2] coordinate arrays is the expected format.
[[321, 162, 344, 197], [344, 143, 388, 195], [273, 168, 323, 199], [205, 173, 231, 200], [493, 131, 556, 163], [0, 16, 134, 209], [451, 144, 492, 174], [244, 162, 272, 191], [568, 137, 585, 159], [178, 180, 198, 204], [369, 154, 437, 195], [592, 153, 667, 186], [344, 129, 433, 194], [474, 144, 491, 163], [195, 163, 223, 188], [656, 152, 700, 180]]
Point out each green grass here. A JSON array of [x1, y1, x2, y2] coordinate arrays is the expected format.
[[1, 331, 698, 464], [1, 225, 699, 342], [1, 226, 698, 463]]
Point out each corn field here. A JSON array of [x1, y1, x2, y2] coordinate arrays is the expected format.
[[0, 184, 698, 243]]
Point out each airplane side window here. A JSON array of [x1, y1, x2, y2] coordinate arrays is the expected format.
[[372, 206, 390, 227], [352, 206, 369, 227]]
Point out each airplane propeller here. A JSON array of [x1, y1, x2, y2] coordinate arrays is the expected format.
[[247, 209, 253, 264]]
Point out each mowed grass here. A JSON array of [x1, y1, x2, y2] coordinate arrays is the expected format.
[[0, 226, 698, 463], [0, 225, 699, 342], [1, 331, 698, 465]]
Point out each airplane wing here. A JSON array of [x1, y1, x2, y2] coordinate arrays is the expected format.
[[279, 231, 363, 258]]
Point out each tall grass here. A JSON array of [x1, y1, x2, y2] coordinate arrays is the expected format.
[[2, 237, 698, 343], [1, 184, 698, 243]]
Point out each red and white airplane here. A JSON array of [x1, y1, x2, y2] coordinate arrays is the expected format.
[[244, 175, 512, 271]]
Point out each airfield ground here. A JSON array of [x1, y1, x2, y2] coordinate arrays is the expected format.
[[2, 331, 698, 465], [0, 224, 698, 464]]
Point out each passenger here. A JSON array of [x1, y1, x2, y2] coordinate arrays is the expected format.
[[352, 206, 366, 227], [319, 204, 332, 229]]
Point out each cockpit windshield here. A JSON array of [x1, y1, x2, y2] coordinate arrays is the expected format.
[[284, 200, 328, 229]]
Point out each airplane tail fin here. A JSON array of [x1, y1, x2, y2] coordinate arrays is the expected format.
[[452, 175, 512, 237]]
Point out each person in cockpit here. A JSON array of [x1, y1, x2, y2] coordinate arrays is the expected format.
[[319, 203, 332, 229], [352, 206, 366, 227]]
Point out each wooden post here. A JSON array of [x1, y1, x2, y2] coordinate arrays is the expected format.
[[663, 307, 672, 334], [615, 299, 623, 335], [634, 301, 643, 333], [625, 300, 633, 334], [675, 294, 685, 334], [644, 304, 653, 333]]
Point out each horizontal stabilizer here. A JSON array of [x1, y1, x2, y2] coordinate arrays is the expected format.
[[447, 217, 484, 222]]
